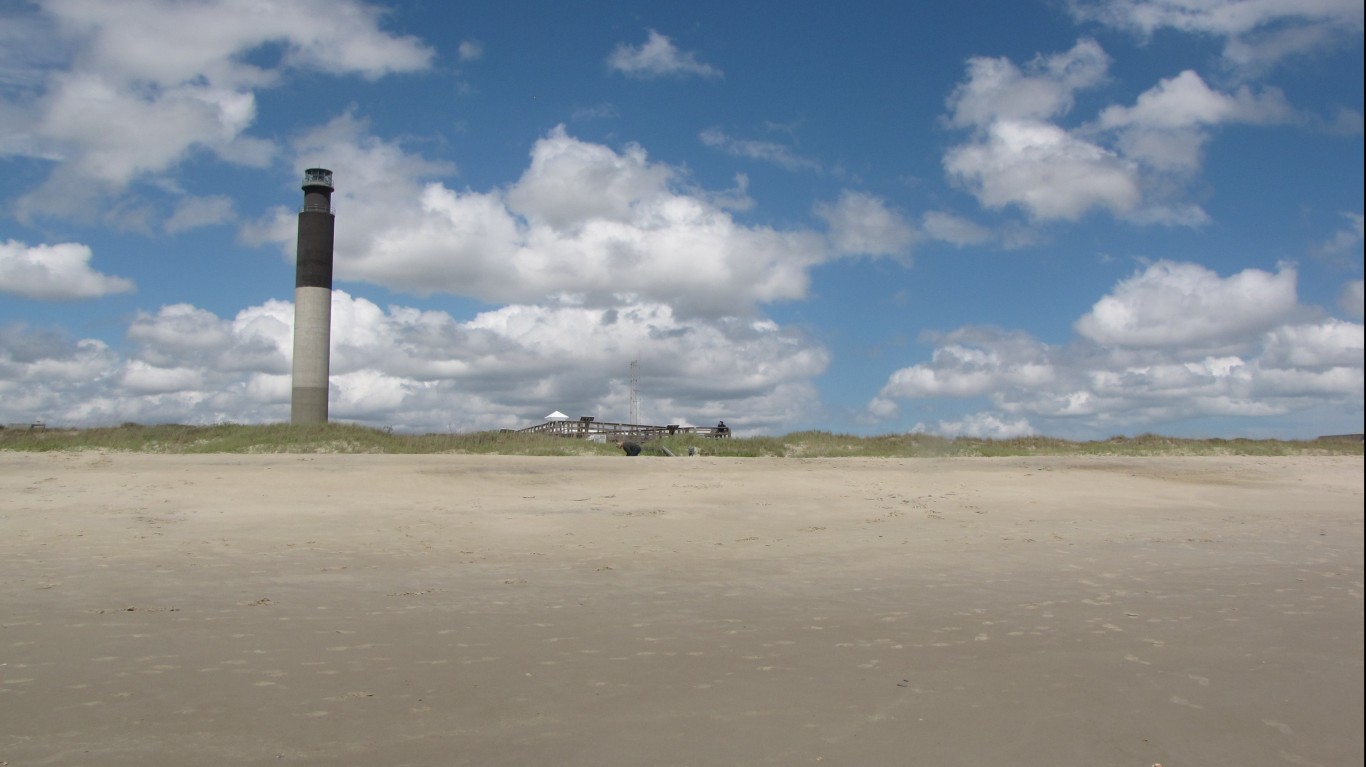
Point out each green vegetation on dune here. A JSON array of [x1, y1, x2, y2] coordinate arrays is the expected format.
[[652, 430, 1361, 458], [0, 423, 1359, 457], [0, 423, 597, 456]]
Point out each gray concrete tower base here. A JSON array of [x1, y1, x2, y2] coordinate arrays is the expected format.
[[290, 285, 332, 424]]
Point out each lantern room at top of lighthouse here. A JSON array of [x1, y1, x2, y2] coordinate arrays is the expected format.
[[302, 168, 333, 189]]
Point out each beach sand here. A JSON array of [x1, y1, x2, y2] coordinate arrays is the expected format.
[[1, 452, 1361, 766]]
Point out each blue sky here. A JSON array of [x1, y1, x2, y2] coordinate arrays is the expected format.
[[1, 0, 1362, 439]]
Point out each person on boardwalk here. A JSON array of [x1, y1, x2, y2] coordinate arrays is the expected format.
[[715, 421, 730, 437]]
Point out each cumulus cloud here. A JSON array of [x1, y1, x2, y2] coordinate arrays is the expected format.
[[1260, 319, 1364, 370], [505, 127, 675, 229], [1074, 260, 1299, 348], [5, 0, 433, 221], [1066, 0, 1365, 73], [0, 239, 135, 299], [126, 301, 289, 374], [942, 39, 1308, 226], [0, 323, 121, 422], [248, 122, 876, 319], [1096, 70, 1295, 172], [870, 260, 1363, 436], [913, 412, 1036, 440], [813, 191, 915, 258], [1098, 71, 1295, 130], [865, 396, 900, 420], [946, 39, 1111, 130], [945, 118, 1143, 221], [942, 40, 1150, 223], [879, 328, 1056, 400], [607, 30, 722, 80], [0, 290, 830, 432]]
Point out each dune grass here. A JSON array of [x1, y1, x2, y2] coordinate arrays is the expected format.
[[651, 429, 1361, 458], [0, 422, 1359, 457]]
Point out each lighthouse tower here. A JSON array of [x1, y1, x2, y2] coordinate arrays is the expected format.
[[291, 168, 335, 424]]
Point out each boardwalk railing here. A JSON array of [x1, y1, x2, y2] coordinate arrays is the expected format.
[[514, 419, 728, 440]]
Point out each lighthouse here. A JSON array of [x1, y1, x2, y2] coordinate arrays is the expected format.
[[291, 168, 335, 424]]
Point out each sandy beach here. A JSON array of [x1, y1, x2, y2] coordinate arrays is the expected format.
[[1, 452, 1361, 766]]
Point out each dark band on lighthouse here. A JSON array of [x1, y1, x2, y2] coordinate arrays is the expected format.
[[291, 168, 335, 424]]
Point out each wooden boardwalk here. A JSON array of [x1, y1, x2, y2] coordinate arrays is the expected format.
[[514, 418, 728, 440]]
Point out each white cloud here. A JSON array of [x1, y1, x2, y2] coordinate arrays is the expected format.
[[0, 325, 120, 422], [1316, 212, 1365, 260], [458, 40, 484, 62], [120, 360, 206, 394], [5, 0, 433, 221], [164, 194, 235, 233], [506, 126, 675, 230], [879, 329, 1056, 400], [42, 0, 431, 85], [1066, 0, 1365, 73], [248, 123, 850, 319], [913, 412, 1036, 440], [1098, 71, 1295, 130], [125, 300, 290, 385], [0, 7, 61, 94], [921, 211, 994, 247], [1324, 108, 1364, 135], [942, 40, 1170, 223], [0, 290, 830, 432], [946, 39, 1110, 129], [1095, 70, 1295, 172], [870, 260, 1362, 436], [127, 303, 235, 366], [607, 30, 722, 80], [866, 396, 900, 420], [27, 71, 272, 191], [699, 128, 820, 172], [813, 191, 915, 258], [0, 239, 135, 300], [943, 39, 1311, 225], [945, 118, 1143, 221], [1260, 319, 1364, 369], [1074, 260, 1299, 348], [1340, 280, 1364, 320]]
